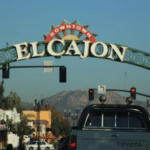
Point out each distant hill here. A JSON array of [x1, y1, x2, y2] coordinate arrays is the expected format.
[[21, 101, 33, 110], [21, 90, 150, 114]]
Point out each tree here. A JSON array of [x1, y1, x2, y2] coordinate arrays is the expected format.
[[7, 91, 22, 114], [0, 87, 23, 114], [44, 104, 51, 110], [0, 80, 4, 100], [7, 115, 34, 149], [0, 80, 5, 109], [59, 121, 71, 137], [51, 117, 61, 137], [51, 117, 71, 138], [6, 118, 16, 133]]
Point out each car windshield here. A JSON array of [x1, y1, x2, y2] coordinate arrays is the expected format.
[[30, 142, 36, 144]]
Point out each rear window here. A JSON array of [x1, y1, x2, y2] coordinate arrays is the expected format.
[[104, 112, 115, 127], [84, 111, 147, 129]]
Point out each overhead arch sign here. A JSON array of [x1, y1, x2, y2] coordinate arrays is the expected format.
[[14, 40, 127, 62], [0, 20, 150, 70], [45, 24, 96, 43]]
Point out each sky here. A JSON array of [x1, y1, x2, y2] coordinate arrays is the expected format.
[[0, 0, 150, 105]]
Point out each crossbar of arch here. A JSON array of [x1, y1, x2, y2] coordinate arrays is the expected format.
[[0, 40, 150, 70]]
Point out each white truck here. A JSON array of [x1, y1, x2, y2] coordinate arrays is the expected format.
[[70, 104, 150, 150]]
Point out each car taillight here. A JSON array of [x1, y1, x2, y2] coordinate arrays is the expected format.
[[70, 135, 77, 150]]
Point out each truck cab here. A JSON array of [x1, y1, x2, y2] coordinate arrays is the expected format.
[[70, 104, 150, 150]]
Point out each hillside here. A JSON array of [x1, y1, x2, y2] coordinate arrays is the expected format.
[[22, 90, 149, 113]]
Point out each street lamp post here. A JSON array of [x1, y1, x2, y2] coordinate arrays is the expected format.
[[64, 110, 71, 125], [34, 95, 44, 150], [71, 113, 77, 126], [75, 107, 80, 125]]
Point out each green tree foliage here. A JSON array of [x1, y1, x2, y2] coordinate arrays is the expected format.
[[59, 121, 71, 137], [44, 104, 51, 110], [0, 80, 4, 100], [51, 117, 61, 137], [32, 104, 71, 138], [0, 80, 5, 108], [51, 117, 71, 137], [7, 115, 34, 147], [7, 91, 22, 114], [0, 80, 22, 114], [6, 118, 16, 133]]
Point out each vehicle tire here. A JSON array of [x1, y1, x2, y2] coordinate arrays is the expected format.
[[29, 147, 34, 150], [45, 147, 50, 150]]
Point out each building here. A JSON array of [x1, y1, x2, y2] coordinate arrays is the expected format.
[[32, 120, 49, 136], [0, 108, 34, 148], [22, 110, 51, 141], [0, 108, 20, 123], [22, 110, 51, 128], [0, 108, 21, 148]]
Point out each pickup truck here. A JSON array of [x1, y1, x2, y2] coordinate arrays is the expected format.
[[70, 104, 150, 150]]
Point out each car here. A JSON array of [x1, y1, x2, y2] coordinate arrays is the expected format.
[[61, 137, 70, 150], [58, 138, 65, 150], [25, 141, 54, 150]]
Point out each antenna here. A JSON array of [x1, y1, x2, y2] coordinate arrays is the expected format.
[[6, 42, 9, 48]]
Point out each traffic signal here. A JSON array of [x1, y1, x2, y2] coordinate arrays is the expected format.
[[89, 89, 94, 100], [2, 64, 9, 78], [130, 87, 136, 99], [59, 66, 66, 82]]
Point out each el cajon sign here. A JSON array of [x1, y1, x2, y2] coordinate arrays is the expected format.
[[0, 20, 150, 70]]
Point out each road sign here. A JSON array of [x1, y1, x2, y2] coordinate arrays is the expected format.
[[43, 61, 54, 72], [97, 85, 106, 94]]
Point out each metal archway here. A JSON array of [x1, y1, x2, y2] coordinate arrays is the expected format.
[[0, 40, 150, 70]]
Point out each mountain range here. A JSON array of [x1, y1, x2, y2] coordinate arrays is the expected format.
[[21, 90, 150, 114]]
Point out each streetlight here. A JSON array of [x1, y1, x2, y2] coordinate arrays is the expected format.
[[75, 107, 80, 125], [71, 113, 77, 126], [34, 95, 44, 150], [64, 110, 71, 125]]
